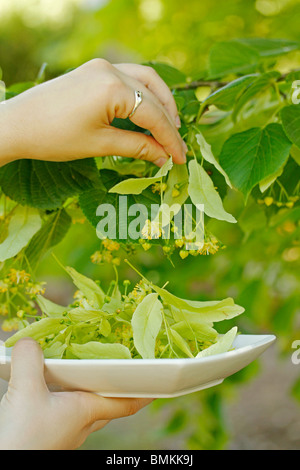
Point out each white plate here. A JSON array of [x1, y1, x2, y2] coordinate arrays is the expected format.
[[0, 334, 276, 398]]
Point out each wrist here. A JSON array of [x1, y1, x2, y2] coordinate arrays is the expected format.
[[0, 100, 21, 167]]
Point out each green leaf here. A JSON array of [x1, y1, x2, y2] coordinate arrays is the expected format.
[[108, 157, 173, 195], [99, 318, 111, 337], [65, 266, 106, 309], [153, 163, 189, 227], [281, 105, 300, 149], [196, 327, 238, 358], [208, 40, 260, 78], [171, 320, 218, 342], [131, 293, 163, 359], [236, 38, 300, 57], [43, 341, 67, 359], [101, 156, 147, 176], [291, 145, 300, 165], [24, 209, 72, 268], [151, 283, 244, 322], [0, 159, 101, 210], [188, 159, 236, 223], [5, 318, 67, 348], [79, 170, 161, 243], [196, 133, 232, 188], [0, 207, 41, 262], [67, 307, 105, 323], [169, 328, 194, 358], [232, 71, 281, 121], [219, 123, 292, 199], [145, 61, 186, 87], [203, 74, 258, 111], [259, 165, 285, 193], [68, 341, 131, 359], [36, 295, 68, 318]]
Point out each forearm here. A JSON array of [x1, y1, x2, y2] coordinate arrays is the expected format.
[[0, 101, 21, 167]]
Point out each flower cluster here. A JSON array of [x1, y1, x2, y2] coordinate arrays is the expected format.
[[257, 195, 299, 208], [91, 238, 121, 266], [0, 268, 46, 331]]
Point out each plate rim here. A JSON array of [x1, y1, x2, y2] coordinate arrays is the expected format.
[[0, 333, 276, 366]]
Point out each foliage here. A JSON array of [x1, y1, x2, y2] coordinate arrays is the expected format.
[[4, 262, 243, 360], [0, 1, 300, 449], [0, 37, 299, 264]]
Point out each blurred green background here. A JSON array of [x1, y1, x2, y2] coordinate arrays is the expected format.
[[0, 0, 299, 450]]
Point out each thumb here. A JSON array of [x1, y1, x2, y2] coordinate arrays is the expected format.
[[9, 338, 48, 393], [100, 127, 170, 167]]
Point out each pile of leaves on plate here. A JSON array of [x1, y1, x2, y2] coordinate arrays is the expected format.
[[4, 263, 244, 360]]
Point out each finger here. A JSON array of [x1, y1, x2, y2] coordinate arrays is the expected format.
[[99, 126, 171, 167], [113, 63, 181, 127], [9, 338, 48, 394], [114, 84, 186, 164], [77, 393, 153, 423]]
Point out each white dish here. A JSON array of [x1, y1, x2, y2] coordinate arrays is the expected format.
[[0, 334, 276, 398]]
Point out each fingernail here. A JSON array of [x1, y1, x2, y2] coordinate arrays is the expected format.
[[175, 115, 181, 128], [155, 157, 168, 167], [182, 141, 188, 153]]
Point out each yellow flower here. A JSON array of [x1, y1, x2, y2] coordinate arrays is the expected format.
[[142, 242, 152, 251], [151, 182, 167, 193], [179, 250, 189, 259], [175, 239, 184, 248], [102, 251, 113, 263], [172, 188, 180, 198], [264, 197, 274, 206], [73, 290, 84, 300], [17, 310, 25, 319], [26, 282, 46, 297], [102, 239, 120, 252], [0, 304, 8, 316], [2, 318, 20, 332], [0, 281, 9, 293], [141, 219, 161, 239], [8, 269, 31, 285], [91, 251, 103, 264]]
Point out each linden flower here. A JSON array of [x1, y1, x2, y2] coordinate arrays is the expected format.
[[16, 310, 25, 319], [2, 318, 20, 332], [0, 281, 9, 293], [73, 289, 85, 301], [102, 239, 120, 252], [151, 182, 167, 193], [0, 304, 8, 316], [26, 282, 46, 297], [91, 251, 103, 264], [197, 239, 220, 255], [141, 219, 161, 240], [8, 269, 31, 285]]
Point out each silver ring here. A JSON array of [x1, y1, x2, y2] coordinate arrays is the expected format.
[[128, 90, 143, 119]]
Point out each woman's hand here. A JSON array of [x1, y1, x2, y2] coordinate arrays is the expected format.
[[0, 59, 187, 167], [0, 338, 153, 450]]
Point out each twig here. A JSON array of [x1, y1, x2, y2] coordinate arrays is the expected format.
[[171, 68, 300, 91]]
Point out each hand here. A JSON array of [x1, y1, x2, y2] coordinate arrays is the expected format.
[[0, 59, 187, 167], [0, 338, 153, 450]]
